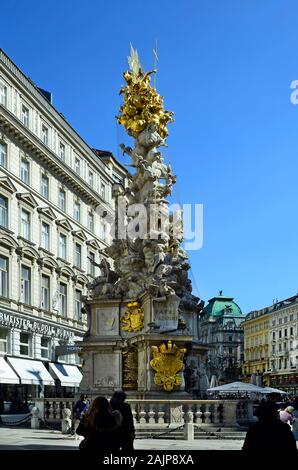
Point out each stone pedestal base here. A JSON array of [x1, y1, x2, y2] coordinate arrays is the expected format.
[[79, 295, 208, 399]]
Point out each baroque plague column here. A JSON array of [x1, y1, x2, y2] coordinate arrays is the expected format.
[[79, 48, 207, 398]]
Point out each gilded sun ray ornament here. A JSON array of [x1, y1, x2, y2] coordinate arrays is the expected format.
[[127, 44, 142, 78], [116, 46, 174, 139], [150, 341, 187, 392], [121, 301, 144, 332]]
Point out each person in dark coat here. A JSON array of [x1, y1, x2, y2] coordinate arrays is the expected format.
[[76, 396, 122, 453], [73, 394, 89, 420], [110, 390, 135, 452], [242, 401, 297, 451]]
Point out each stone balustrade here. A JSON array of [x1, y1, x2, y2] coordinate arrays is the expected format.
[[34, 398, 76, 422], [127, 400, 237, 428], [34, 398, 255, 429]]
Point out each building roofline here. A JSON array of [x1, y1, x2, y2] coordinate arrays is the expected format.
[[0, 48, 113, 174], [207, 295, 234, 303], [244, 292, 298, 319], [92, 149, 129, 175]]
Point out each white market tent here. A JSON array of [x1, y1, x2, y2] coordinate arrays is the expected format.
[[261, 386, 288, 395], [207, 381, 266, 394], [207, 381, 288, 395]]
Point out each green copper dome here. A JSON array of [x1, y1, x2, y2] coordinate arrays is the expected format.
[[203, 291, 244, 318]]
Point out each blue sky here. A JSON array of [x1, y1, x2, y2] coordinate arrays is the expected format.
[[1, 0, 298, 313]]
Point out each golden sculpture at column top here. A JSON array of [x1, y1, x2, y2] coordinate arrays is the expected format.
[[121, 301, 144, 332], [150, 340, 187, 392], [116, 45, 174, 138]]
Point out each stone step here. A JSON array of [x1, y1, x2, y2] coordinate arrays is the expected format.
[[137, 434, 245, 441], [135, 430, 246, 440], [136, 428, 246, 433]]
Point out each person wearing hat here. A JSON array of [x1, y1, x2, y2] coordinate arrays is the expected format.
[[279, 406, 294, 427]]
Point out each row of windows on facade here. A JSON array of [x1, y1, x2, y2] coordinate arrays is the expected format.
[[245, 342, 296, 354], [203, 334, 238, 343], [270, 377, 297, 387], [0, 327, 80, 364], [0, 256, 84, 318], [279, 356, 297, 369], [272, 328, 296, 339], [0, 194, 103, 269], [246, 356, 296, 370], [0, 327, 50, 358], [244, 314, 298, 334], [0, 85, 108, 199], [244, 322, 269, 333], [245, 335, 268, 346], [247, 352, 298, 372], [272, 314, 298, 326], [0, 143, 106, 233], [271, 341, 297, 353], [244, 328, 297, 347]]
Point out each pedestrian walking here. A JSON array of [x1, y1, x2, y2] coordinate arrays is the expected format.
[[242, 401, 297, 451], [73, 394, 90, 439], [73, 394, 89, 420], [76, 396, 122, 453], [110, 390, 135, 452]]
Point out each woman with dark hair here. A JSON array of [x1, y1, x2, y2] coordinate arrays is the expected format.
[[110, 390, 135, 452], [76, 396, 122, 452]]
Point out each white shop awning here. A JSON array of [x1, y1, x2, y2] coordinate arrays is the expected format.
[[0, 357, 20, 384], [7, 357, 55, 386], [48, 363, 82, 387]]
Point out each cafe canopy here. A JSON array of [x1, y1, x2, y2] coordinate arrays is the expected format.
[[207, 381, 266, 394], [207, 381, 288, 395]]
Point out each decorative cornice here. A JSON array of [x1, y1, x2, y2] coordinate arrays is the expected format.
[[37, 206, 57, 221], [0, 176, 17, 194], [16, 244, 39, 259], [0, 49, 110, 176], [0, 131, 8, 142], [86, 238, 101, 250], [16, 192, 38, 208], [72, 230, 87, 242], [37, 256, 59, 270], [17, 236, 36, 247], [0, 230, 18, 250], [73, 273, 89, 285], [0, 105, 113, 209], [38, 247, 54, 257], [57, 265, 76, 278], [55, 219, 73, 232]]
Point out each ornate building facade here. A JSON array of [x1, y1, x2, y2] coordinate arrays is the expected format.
[[242, 295, 298, 393], [197, 292, 245, 386], [241, 309, 271, 385], [0, 49, 126, 409]]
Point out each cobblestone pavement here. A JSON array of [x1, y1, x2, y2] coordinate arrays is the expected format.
[[0, 427, 244, 450]]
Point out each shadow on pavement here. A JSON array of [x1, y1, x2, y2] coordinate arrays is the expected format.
[[25, 436, 73, 440], [0, 445, 79, 450]]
